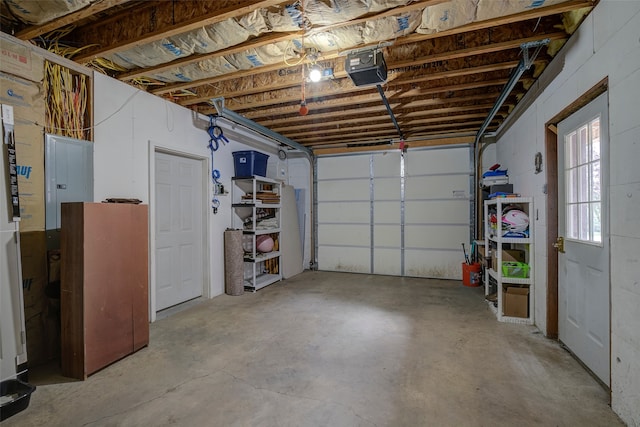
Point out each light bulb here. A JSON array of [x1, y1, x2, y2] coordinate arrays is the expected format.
[[309, 65, 322, 83], [299, 101, 309, 116]]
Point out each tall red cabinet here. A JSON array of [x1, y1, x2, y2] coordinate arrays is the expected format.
[[61, 202, 149, 379]]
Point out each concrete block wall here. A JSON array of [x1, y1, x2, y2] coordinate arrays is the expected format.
[[494, 1, 640, 424]]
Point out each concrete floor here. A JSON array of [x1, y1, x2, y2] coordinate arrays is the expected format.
[[6, 271, 623, 426]]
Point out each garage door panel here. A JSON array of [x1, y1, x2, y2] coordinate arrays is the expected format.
[[318, 247, 370, 273], [318, 156, 370, 179], [374, 224, 401, 246], [405, 200, 468, 223], [317, 147, 470, 278], [318, 179, 369, 201], [318, 223, 369, 247], [374, 200, 400, 222], [405, 249, 461, 279], [373, 177, 399, 198], [318, 201, 370, 223], [406, 148, 469, 174], [405, 175, 468, 199], [373, 152, 400, 176], [405, 225, 468, 250], [374, 248, 401, 276]]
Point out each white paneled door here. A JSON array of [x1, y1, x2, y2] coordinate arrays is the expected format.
[[557, 92, 610, 386], [155, 151, 204, 311], [317, 146, 470, 279]]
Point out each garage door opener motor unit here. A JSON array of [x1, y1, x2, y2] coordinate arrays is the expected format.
[[346, 49, 387, 87]]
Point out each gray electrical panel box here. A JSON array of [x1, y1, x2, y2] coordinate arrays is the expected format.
[[45, 134, 93, 235]]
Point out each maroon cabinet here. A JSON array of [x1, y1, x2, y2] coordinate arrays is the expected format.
[[61, 202, 149, 379]]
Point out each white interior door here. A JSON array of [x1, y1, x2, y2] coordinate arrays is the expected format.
[[155, 151, 204, 311], [557, 92, 610, 386]]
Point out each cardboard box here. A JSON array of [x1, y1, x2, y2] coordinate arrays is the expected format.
[[0, 72, 46, 125], [1, 73, 46, 231], [503, 286, 529, 318], [492, 248, 526, 271], [479, 245, 492, 267], [20, 231, 48, 365], [14, 125, 45, 231], [0, 38, 45, 83]]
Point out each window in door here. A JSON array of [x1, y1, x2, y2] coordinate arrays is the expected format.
[[564, 116, 601, 244]]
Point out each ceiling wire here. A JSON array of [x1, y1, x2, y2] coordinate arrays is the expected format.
[[533, 17, 542, 33]]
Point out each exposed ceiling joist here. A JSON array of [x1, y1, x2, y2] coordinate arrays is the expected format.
[[73, 0, 289, 62], [0, 0, 595, 153], [15, 0, 133, 40]]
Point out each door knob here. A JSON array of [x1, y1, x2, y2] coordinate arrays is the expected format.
[[553, 236, 565, 253]]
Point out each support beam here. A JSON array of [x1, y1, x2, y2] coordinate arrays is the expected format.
[[177, 58, 526, 107], [312, 136, 475, 156], [155, 27, 565, 96], [73, 0, 288, 62], [209, 78, 515, 115], [15, 0, 133, 40]]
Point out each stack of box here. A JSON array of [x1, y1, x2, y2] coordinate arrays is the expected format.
[[491, 248, 525, 271], [1, 37, 49, 366]]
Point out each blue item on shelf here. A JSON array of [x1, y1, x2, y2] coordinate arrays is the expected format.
[[488, 191, 513, 199], [482, 169, 508, 178], [232, 150, 269, 177], [503, 230, 529, 238]]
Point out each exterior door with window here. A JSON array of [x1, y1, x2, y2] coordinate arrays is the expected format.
[[557, 92, 610, 386]]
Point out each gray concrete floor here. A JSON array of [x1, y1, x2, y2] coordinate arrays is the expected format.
[[6, 271, 623, 426]]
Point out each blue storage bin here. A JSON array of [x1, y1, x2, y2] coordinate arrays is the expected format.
[[232, 150, 269, 177]]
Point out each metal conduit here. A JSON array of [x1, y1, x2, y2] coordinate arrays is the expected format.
[[472, 39, 549, 241]]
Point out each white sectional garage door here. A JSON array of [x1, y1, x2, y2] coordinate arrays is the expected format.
[[317, 146, 470, 279]]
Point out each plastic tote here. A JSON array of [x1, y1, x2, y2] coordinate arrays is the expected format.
[[502, 261, 530, 278], [232, 150, 268, 177]]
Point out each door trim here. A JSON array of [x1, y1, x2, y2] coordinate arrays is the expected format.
[[148, 141, 210, 322], [544, 77, 608, 339]]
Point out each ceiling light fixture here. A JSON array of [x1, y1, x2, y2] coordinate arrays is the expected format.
[[308, 64, 322, 83]]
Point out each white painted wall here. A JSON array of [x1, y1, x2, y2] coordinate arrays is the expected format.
[[494, 1, 640, 424], [93, 73, 312, 312]]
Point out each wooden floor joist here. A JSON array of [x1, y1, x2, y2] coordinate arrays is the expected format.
[[4, 0, 594, 151]]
